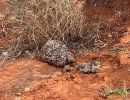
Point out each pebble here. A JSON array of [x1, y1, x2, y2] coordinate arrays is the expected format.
[[63, 65, 71, 72]]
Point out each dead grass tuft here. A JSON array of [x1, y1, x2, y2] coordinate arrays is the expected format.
[[0, 0, 129, 61]]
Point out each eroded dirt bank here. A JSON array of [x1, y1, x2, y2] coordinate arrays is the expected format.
[[0, 51, 130, 100]]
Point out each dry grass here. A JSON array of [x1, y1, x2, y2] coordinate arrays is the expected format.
[[0, 0, 128, 60], [1, 0, 86, 58]]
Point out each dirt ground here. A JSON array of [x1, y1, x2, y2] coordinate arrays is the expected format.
[[1, 50, 130, 100], [0, 0, 130, 100]]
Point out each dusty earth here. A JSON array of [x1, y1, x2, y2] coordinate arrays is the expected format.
[[1, 49, 130, 100], [0, 0, 130, 100]]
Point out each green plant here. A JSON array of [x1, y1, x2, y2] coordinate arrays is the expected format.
[[102, 87, 129, 97], [101, 80, 130, 99]]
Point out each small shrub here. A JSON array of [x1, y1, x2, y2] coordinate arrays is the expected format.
[[1, 0, 86, 58], [1, 0, 126, 60]]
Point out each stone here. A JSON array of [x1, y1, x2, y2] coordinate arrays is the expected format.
[[63, 65, 71, 72], [41, 40, 75, 67]]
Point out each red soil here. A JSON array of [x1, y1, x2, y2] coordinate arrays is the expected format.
[[0, 51, 130, 100], [0, 0, 130, 100]]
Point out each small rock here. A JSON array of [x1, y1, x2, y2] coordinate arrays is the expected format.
[[63, 65, 71, 72]]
